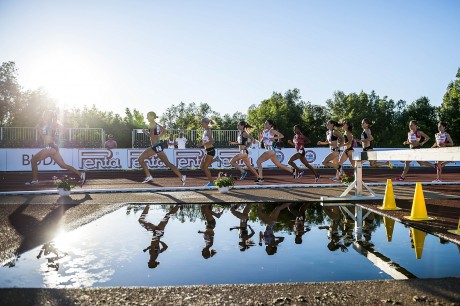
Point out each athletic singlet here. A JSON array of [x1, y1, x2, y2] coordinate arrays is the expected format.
[[263, 225, 275, 245], [436, 132, 447, 144], [361, 130, 368, 140], [41, 125, 58, 137], [202, 129, 211, 144], [408, 130, 421, 143], [326, 130, 338, 142], [343, 133, 353, 147], [148, 125, 161, 136], [167, 139, 175, 148], [293, 134, 304, 151], [262, 129, 274, 148], [237, 131, 248, 146]]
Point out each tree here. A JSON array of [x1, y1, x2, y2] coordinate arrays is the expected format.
[[11, 88, 57, 127], [439, 68, 460, 144], [247, 89, 306, 145], [0, 61, 22, 126], [405, 96, 438, 145], [215, 112, 247, 130], [159, 102, 219, 131], [302, 102, 330, 145]]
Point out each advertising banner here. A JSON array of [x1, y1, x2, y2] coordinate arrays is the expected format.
[[0, 148, 456, 172]]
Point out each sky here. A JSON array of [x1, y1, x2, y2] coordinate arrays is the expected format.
[[1, 0, 459, 118]]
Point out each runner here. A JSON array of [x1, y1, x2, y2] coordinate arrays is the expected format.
[[431, 121, 454, 182], [138, 111, 186, 186], [357, 118, 392, 169], [395, 120, 435, 181], [254, 119, 295, 184], [336, 120, 355, 179], [317, 120, 344, 182], [287, 124, 320, 182], [229, 120, 258, 180], [198, 117, 221, 186], [26, 110, 85, 186]]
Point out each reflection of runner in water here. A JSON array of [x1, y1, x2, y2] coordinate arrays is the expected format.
[[257, 203, 290, 255], [198, 204, 222, 259], [139, 204, 181, 268], [288, 203, 311, 244], [229, 204, 255, 251], [319, 207, 348, 252], [36, 242, 68, 271]]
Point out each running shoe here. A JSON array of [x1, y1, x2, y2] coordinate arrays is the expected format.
[[314, 175, 321, 183], [330, 177, 341, 182], [254, 178, 264, 184], [387, 161, 393, 169], [292, 169, 297, 179], [395, 176, 405, 181], [239, 170, 248, 180], [80, 172, 86, 186], [296, 170, 304, 179], [181, 175, 187, 186], [432, 179, 442, 182], [25, 180, 39, 185], [206, 182, 215, 187], [142, 176, 153, 183]]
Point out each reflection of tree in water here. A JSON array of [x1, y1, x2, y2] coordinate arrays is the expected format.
[[255, 202, 326, 233], [36, 242, 68, 271], [128, 203, 203, 223]]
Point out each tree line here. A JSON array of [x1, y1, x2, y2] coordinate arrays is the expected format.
[[1, 61, 459, 148]]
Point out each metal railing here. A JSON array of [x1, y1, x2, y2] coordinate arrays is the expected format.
[[132, 129, 239, 148], [0, 127, 105, 148]]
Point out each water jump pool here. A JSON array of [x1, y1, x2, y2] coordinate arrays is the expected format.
[[1, 203, 459, 288]]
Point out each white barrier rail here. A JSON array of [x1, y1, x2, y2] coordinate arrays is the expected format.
[[339, 147, 460, 198]]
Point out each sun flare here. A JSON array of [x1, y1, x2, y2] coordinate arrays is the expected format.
[[25, 46, 113, 110]]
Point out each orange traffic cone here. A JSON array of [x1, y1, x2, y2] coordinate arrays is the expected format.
[[404, 183, 435, 221], [411, 228, 427, 259], [379, 179, 401, 210], [448, 217, 460, 236], [383, 217, 395, 242]]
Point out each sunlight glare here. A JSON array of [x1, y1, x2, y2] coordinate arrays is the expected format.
[[27, 47, 113, 110]]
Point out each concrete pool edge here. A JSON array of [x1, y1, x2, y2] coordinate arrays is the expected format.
[[0, 277, 459, 305]]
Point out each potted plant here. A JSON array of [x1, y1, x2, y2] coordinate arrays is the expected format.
[[341, 171, 355, 186], [53, 175, 76, 196], [214, 172, 234, 193]]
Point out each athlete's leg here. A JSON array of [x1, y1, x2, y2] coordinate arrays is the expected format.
[[299, 155, 318, 177], [242, 155, 259, 177], [29, 149, 52, 181], [288, 154, 301, 172], [200, 154, 215, 184], [138, 148, 155, 179], [230, 153, 245, 173], [52, 152, 82, 177], [256, 151, 274, 179], [270, 155, 293, 174], [157, 151, 182, 179]]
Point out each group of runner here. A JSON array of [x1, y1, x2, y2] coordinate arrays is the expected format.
[[26, 110, 454, 186]]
